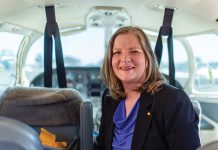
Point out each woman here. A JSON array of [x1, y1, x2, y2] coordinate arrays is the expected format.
[[96, 26, 200, 150]]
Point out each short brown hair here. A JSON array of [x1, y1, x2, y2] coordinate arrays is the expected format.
[[101, 26, 165, 99]]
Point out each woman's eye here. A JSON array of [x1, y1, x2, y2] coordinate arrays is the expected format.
[[113, 51, 120, 55], [130, 50, 139, 54]]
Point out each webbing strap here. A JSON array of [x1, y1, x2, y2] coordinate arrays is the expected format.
[[44, 6, 67, 88], [154, 8, 175, 86]]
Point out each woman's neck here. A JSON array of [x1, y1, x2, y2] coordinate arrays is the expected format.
[[125, 90, 140, 101], [124, 90, 141, 117], [122, 82, 140, 92]]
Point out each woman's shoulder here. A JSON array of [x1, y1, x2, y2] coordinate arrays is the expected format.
[[159, 83, 180, 93], [151, 84, 196, 124], [154, 83, 190, 105], [157, 83, 187, 97]]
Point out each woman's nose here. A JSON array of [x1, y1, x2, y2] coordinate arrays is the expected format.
[[121, 53, 131, 62]]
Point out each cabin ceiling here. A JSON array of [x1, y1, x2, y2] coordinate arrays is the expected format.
[[0, 0, 218, 36]]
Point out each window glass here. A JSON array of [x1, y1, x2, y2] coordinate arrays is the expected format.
[[188, 34, 218, 93], [150, 39, 189, 87], [200, 118, 214, 130], [24, 27, 105, 84], [0, 32, 23, 89]]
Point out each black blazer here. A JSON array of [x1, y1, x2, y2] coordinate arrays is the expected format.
[[95, 84, 201, 150]]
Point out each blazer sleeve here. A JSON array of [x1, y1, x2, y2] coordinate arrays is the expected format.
[[164, 89, 201, 150]]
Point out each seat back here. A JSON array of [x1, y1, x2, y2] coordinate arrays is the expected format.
[[0, 116, 43, 150], [0, 87, 93, 150], [191, 99, 202, 117], [190, 99, 202, 130]]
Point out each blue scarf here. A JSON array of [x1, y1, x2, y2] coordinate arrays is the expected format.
[[112, 99, 140, 150]]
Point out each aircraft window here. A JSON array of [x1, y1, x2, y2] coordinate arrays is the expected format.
[[200, 118, 214, 130], [188, 34, 218, 93], [150, 39, 189, 87], [0, 32, 23, 89], [24, 27, 105, 84]]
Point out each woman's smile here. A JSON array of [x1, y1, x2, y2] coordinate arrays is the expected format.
[[119, 65, 135, 70]]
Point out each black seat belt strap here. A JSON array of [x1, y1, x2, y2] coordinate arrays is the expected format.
[[44, 27, 53, 87], [44, 6, 67, 88], [155, 27, 163, 65], [154, 8, 175, 86], [167, 27, 175, 86], [54, 29, 67, 88]]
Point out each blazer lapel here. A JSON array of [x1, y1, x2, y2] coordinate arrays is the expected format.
[[106, 97, 120, 150], [131, 92, 154, 150]]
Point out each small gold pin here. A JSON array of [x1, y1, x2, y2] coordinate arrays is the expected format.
[[147, 112, 151, 116]]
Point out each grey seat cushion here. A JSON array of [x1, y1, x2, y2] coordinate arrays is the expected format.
[[0, 87, 82, 126], [0, 116, 43, 150]]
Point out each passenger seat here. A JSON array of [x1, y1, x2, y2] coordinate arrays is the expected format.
[[0, 87, 93, 150]]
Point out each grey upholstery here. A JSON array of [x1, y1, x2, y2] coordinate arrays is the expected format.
[[191, 99, 202, 129], [0, 116, 43, 150], [197, 141, 218, 150], [0, 87, 93, 150], [192, 100, 202, 117], [80, 101, 93, 150]]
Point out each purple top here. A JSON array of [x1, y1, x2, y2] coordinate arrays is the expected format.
[[112, 99, 140, 150]]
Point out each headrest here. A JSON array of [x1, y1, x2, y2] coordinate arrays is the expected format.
[[0, 87, 84, 126]]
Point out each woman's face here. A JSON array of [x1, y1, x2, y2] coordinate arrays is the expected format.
[[112, 33, 148, 87]]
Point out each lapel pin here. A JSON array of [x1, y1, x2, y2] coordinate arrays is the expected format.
[[147, 112, 151, 116]]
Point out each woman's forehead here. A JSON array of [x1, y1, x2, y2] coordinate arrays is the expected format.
[[113, 34, 141, 47]]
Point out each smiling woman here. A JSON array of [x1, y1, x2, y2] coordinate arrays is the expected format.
[[96, 26, 201, 150]]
